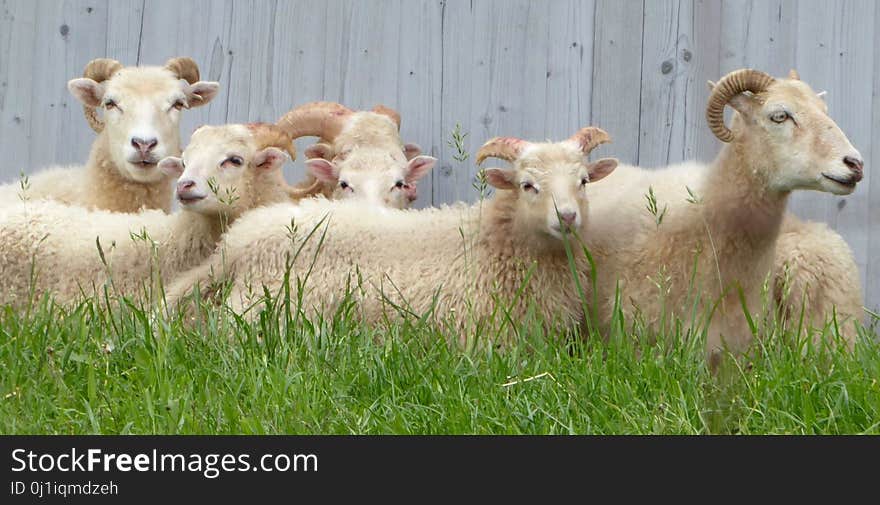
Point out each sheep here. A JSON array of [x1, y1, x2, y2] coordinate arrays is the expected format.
[[277, 102, 435, 208], [774, 214, 864, 345], [0, 57, 220, 213], [166, 127, 619, 345], [581, 68, 864, 358], [0, 123, 302, 307]]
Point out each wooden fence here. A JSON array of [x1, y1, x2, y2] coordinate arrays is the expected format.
[[1, 0, 878, 309]]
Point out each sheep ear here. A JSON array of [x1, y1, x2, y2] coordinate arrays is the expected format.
[[158, 157, 184, 178], [727, 91, 758, 117], [587, 158, 618, 182], [405, 155, 436, 183], [306, 158, 339, 183], [483, 168, 517, 190], [68, 78, 105, 107], [305, 143, 333, 160], [254, 147, 288, 171], [403, 143, 422, 161], [184, 81, 220, 108], [706, 80, 716, 91]]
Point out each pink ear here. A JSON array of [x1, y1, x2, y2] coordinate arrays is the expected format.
[[587, 158, 618, 182], [403, 143, 422, 161], [184, 81, 220, 107], [483, 168, 516, 190], [158, 157, 184, 178], [254, 147, 288, 171], [67, 78, 105, 107], [305, 143, 333, 160], [306, 158, 339, 183], [405, 155, 436, 183]]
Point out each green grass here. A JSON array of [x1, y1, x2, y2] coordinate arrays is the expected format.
[[1, 291, 879, 434]]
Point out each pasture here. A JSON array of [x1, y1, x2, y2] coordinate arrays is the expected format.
[[2, 274, 878, 434]]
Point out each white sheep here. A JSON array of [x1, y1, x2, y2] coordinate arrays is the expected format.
[[582, 69, 864, 357], [774, 213, 863, 344], [277, 102, 435, 208], [0, 58, 220, 213], [0, 123, 302, 307], [166, 127, 618, 345]]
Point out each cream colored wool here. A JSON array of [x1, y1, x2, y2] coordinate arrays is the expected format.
[[0, 123, 293, 307], [167, 133, 618, 346], [774, 214, 863, 345]]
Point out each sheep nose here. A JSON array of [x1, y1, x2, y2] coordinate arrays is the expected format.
[[844, 156, 864, 181], [177, 179, 196, 193], [558, 211, 577, 226], [131, 137, 158, 154]]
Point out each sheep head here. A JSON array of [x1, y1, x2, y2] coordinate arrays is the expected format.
[[67, 57, 220, 184], [706, 68, 863, 195], [477, 127, 617, 242], [306, 146, 436, 208], [279, 102, 429, 207], [157, 123, 294, 220]]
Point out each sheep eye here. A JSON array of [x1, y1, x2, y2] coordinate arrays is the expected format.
[[172, 99, 186, 111], [222, 156, 244, 168], [394, 180, 405, 189], [521, 182, 538, 193], [104, 99, 117, 110], [580, 177, 589, 186], [769, 110, 789, 123], [340, 181, 350, 190]]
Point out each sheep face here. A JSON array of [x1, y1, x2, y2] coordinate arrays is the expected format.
[[485, 143, 617, 241], [68, 67, 219, 184], [725, 78, 863, 195], [307, 147, 436, 208], [157, 125, 288, 218]]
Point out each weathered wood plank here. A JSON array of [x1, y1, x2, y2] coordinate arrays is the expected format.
[[0, 0, 39, 183], [638, 0, 696, 168], [591, 0, 643, 166], [868, 0, 880, 311], [543, 0, 595, 143]]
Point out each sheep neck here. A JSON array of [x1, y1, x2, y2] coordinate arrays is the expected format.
[[478, 192, 569, 260], [85, 132, 174, 213], [162, 211, 227, 274], [701, 143, 789, 248]]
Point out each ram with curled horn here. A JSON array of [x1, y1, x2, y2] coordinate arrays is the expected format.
[[275, 101, 436, 208], [0, 57, 220, 213], [579, 68, 866, 362]]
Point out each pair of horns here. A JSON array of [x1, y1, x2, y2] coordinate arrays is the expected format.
[[476, 127, 611, 165], [81, 57, 202, 133], [276, 102, 401, 142]]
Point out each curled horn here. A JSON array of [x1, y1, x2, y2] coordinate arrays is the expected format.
[[245, 122, 297, 161], [276, 101, 354, 142], [286, 175, 328, 200], [371, 104, 401, 130], [164, 57, 201, 84], [705, 68, 776, 142], [476, 137, 529, 165], [81, 58, 124, 133], [569, 127, 611, 155]]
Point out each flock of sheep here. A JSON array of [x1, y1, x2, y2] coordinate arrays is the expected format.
[[0, 57, 867, 361]]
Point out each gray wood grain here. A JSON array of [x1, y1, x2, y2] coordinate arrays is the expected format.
[[0, 0, 876, 310]]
